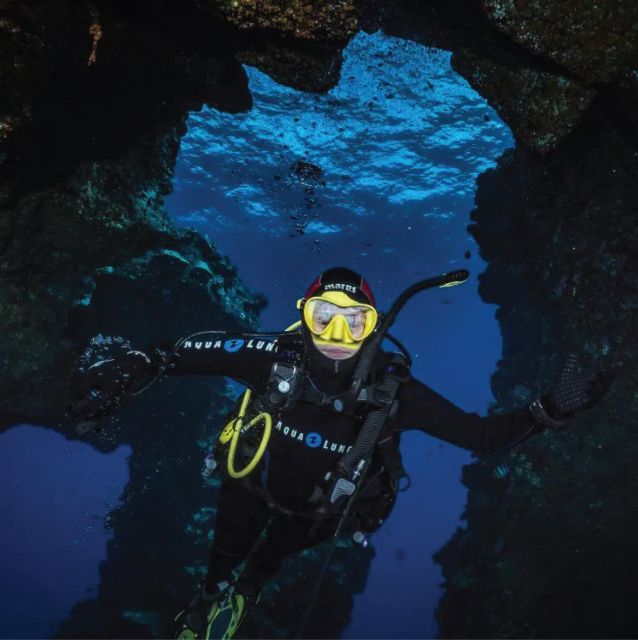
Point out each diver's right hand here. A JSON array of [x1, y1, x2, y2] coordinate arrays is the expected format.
[[69, 347, 156, 424]]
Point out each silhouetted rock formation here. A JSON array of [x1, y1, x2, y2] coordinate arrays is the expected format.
[[436, 108, 638, 638]]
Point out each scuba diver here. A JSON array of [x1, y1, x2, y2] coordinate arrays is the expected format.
[[70, 267, 605, 639]]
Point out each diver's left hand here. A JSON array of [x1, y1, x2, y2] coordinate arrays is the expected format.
[[547, 353, 609, 417], [531, 353, 610, 429]]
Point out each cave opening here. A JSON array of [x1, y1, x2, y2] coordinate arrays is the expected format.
[[164, 30, 513, 639], [2, 2, 635, 638], [0, 27, 516, 640]]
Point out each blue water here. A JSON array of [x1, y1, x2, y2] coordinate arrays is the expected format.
[[167, 31, 513, 639], [0, 425, 131, 638]]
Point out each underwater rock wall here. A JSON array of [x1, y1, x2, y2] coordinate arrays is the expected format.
[[435, 109, 638, 637], [377, 3, 638, 634], [1, 4, 265, 636], [0, 0, 260, 426]]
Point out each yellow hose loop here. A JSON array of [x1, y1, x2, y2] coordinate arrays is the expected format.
[[238, 389, 252, 417], [225, 324, 298, 479], [227, 412, 272, 479]]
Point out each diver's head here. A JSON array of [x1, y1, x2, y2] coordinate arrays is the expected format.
[[298, 267, 378, 361]]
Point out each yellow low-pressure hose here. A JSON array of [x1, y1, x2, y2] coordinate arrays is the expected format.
[[223, 325, 299, 479], [227, 408, 272, 479]]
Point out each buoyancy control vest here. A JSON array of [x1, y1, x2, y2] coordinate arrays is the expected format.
[[213, 344, 410, 531], [213, 269, 470, 529]]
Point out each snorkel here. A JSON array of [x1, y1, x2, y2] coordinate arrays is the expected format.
[[335, 269, 470, 477]]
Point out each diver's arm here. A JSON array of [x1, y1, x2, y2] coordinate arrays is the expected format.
[[393, 376, 542, 454], [164, 331, 281, 391], [69, 332, 286, 424]]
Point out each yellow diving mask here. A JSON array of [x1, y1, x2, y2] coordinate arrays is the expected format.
[[299, 291, 378, 347]]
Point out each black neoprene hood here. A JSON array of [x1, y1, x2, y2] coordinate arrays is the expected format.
[[303, 267, 376, 307]]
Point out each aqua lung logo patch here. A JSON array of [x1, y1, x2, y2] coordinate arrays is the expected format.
[[224, 339, 244, 352], [305, 432, 322, 448], [182, 338, 277, 352], [274, 421, 352, 454]]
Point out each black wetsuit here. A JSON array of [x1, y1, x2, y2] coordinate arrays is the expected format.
[[169, 330, 541, 592]]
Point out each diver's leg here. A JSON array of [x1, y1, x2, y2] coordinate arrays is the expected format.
[[178, 482, 271, 637], [205, 480, 272, 593], [238, 516, 336, 596]]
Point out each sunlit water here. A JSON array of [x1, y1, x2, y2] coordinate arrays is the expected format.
[[167, 31, 514, 638]]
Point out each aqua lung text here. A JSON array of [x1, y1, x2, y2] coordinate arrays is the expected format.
[[182, 339, 277, 352], [274, 420, 353, 454]]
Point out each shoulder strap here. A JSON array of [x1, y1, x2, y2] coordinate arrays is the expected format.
[[309, 351, 411, 513]]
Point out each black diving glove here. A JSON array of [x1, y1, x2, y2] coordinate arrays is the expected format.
[[69, 337, 165, 430], [530, 352, 608, 429]]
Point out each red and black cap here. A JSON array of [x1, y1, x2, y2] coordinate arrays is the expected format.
[[304, 267, 376, 307]]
